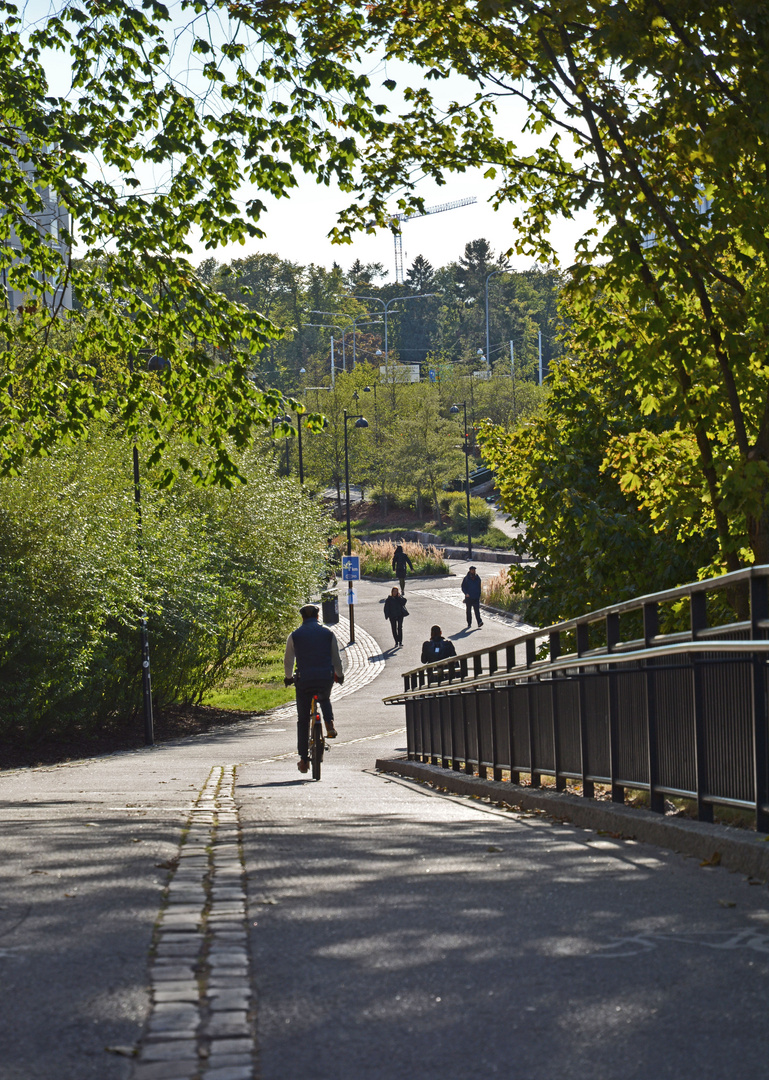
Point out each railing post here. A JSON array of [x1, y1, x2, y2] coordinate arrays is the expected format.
[[576, 622, 594, 798], [643, 601, 664, 813], [526, 638, 540, 787], [549, 631, 565, 790], [508, 680, 519, 785], [606, 615, 623, 802], [462, 692, 473, 775], [690, 588, 713, 822], [750, 574, 769, 832]]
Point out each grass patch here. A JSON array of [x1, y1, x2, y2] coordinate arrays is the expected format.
[[203, 647, 294, 713], [481, 569, 529, 617]]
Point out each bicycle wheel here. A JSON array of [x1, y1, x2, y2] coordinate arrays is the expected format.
[[311, 718, 323, 780], [310, 698, 323, 780]]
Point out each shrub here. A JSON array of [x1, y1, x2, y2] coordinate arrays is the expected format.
[[0, 428, 329, 741], [439, 491, 494, 536], [351, 538, 449, 578]]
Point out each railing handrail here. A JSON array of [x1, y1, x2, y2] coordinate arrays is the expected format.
[[401, 563, 769, 679], [385, 638, 769, 705]]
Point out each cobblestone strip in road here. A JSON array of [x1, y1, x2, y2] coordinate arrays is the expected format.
[[132, 765, 256, 1080], [411, 588, 537, 633]]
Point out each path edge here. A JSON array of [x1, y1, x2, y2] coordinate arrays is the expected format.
[[375, 757, 769, 882]]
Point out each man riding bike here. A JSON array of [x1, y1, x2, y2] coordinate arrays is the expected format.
[[284, 604, 344, 773]]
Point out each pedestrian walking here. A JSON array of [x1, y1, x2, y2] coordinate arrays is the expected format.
[[461, 565, 483, 628], [383, 586, 408, 647], [391, 543, 414, 594], [420, 624, 457, 665]]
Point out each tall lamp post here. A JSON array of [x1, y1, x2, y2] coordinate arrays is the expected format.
[[129, 351, 171, 746], [450, 402, 472, 559], [344, 405, 369, 644], [355, 292, 439, 372]]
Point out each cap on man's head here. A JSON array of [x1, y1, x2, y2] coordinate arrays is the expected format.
[[299, 604, 320, 619], [469, 565, 477, 571], [430, 624, 442, 638]]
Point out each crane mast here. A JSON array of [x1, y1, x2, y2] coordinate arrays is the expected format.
[[391, 196, 477, 283]]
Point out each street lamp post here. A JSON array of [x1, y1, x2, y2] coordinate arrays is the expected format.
[[296, 411, 304, 484], [305, 322, 346, 383], [450, 402, 472, 559], [355, 292, 439, 373], [128, 351, 171, 746], [344, 405, 369, 644]]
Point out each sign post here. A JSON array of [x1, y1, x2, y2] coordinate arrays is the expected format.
[[341, 555, 361, 644]]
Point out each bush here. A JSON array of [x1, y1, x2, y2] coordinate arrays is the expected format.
[[0, 428, 329, 741], [439, 492, 495, 536], [351, 538, 449, 578]]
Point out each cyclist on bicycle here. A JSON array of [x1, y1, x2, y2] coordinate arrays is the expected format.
[[284, 604, 344, 773]]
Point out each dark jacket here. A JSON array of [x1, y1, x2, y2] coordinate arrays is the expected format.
[[290, 620, 336, 682], [421, 636, 457, 665], [461, 572, 482, 601], [392, 548, 414, 575], [384, 595, 407, 622]]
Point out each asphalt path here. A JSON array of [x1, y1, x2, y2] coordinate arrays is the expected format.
[[1, 561, 768, 1079]]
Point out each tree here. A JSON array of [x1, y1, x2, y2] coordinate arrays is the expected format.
[[0, 0, 380, 482], [393, 384, 465, 516], [323, 1, 769, 575], [479, 343, 714, 625]]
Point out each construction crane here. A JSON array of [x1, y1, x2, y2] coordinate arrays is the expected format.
[[390, 196, 477, 283]]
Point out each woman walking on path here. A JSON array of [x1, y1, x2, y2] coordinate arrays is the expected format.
[[384, 586, 408, 647], [391, 544, 414, 594]]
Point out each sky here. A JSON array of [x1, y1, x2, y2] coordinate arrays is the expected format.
[[186, 168, 595, 279]]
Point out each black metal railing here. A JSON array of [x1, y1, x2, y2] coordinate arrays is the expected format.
[[384, 566, 769, 831]]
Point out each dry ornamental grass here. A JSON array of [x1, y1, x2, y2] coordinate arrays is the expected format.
[[350, 538, 449, 578]]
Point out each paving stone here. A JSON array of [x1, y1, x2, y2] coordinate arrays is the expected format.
[[145, 1030, 200, 1043], [202, 1067, 253, 1080], [140, 1040, 199, 1062], [207, 977, 247, 990], [205, 1055, 253, 1070], [209, 995, 250, 1012], [204, 1013, 250, 1038], [132, 1061, 199, 1080], [156, 944, 202, 958], [152, 966, 199, 981], [151, 981, 199, 994], [151, 1003, 199, 1018], [154, 988, 200, 1004], [157, 934, 204, 945]]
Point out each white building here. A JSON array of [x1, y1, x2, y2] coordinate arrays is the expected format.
[[3, 154, 72, 312]]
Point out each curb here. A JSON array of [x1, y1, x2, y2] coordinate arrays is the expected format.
[[374, 758, 769, 882]]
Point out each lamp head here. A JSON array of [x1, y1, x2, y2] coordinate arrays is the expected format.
[[147, 354, 171, 372], [355, 417, 369, 429], [450, 404, 460, 415]]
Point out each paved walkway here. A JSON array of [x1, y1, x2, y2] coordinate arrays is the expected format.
[[1, 561, 768, 1079]]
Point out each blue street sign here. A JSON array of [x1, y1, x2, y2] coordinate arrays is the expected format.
[[428, 368, 437, 383], [341, 555, 360, 581]]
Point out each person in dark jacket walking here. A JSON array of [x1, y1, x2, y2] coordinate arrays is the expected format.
[[420, 625, 458, 666], [461, 565, 483, 627], [383, 586, 408, 647], [391, 544, 414, 593], [284, 604, 344, 774]]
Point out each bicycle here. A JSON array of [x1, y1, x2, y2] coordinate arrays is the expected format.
[[308, 694, 327, 781]]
